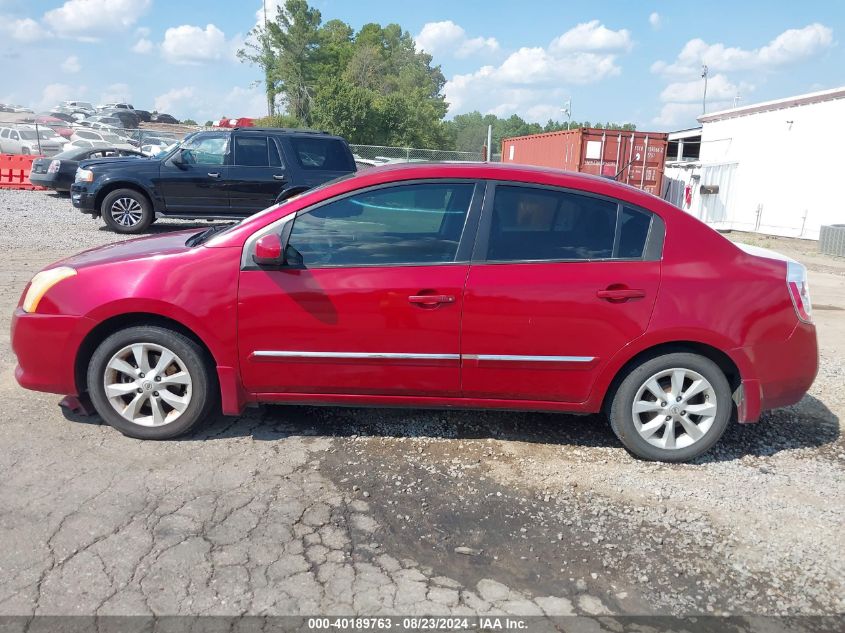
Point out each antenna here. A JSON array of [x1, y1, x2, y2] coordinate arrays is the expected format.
[[701, 65, 709, 114], [561, 98, 571, 129]]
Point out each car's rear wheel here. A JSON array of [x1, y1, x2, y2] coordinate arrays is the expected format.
[[101, 188, 153, 234], [609, 352, 732, 462], [87, 326, 216, 439]]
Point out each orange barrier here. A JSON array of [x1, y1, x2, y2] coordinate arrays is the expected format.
[[0, 154, 47, 190]]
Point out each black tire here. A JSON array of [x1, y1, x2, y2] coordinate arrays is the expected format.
[[609, 352, 732, 462], [101, 188, 153, 234], [87, 325, 217, 440]]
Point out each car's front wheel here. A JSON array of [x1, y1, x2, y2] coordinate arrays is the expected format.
[[87, 326, 216, 439], [609, 352, 732, 462], [101, 188, 153, 234]]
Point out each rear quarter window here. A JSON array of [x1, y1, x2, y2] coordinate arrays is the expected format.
[[288, 137, 354, 171]]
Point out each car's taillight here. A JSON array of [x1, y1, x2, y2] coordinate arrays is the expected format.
[[787, 261, 813, 323], [48, 160, 60, 173]]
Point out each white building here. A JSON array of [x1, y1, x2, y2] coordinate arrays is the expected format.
[[662, 86, 845, 240]]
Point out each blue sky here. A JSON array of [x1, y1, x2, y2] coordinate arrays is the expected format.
[[0, 0, 841, 131]]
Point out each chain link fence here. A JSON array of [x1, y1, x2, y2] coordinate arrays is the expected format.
[[350, 144, 483, 165]]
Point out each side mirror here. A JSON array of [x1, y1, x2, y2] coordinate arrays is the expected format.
[[170, 149, 184, 166], [252, 233, 284, 267]]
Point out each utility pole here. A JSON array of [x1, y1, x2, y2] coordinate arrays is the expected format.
[[701, 65, 709, 114], [733, 93, 742, 108], [486, 124, 492, 162]]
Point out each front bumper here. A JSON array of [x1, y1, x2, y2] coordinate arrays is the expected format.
[[11, 308, 90, 395], [70, 185, 97, 213]]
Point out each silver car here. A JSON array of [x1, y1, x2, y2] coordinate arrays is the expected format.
[[0, 126, 64, 156]]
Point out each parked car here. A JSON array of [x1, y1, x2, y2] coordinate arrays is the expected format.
[[98, 102, 135, 111], [61, 101, 95, 115], [98, 109, 140, 129], [70, 127, 356, 232], [67, 128, 134, 150], [13, 163, 818, 460], [33, 115, 74, 138], [0, 125, 64, 156], [150, 113, 179, 124], [29, 146, 145, 192], [80, 116, 124, 129], [0, 103, 15, 113], [134, 109, 152, 123]]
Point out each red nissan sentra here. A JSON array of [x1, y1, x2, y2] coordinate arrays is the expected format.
[[10, 163, 818, 462]]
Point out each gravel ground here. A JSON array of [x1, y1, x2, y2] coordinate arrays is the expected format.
[[0, 189, 842, 619]]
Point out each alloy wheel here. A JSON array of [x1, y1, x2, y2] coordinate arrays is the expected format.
[[103, 342, 192, 427], [110, 197, 143, 227], [631, 367, 718, 450]]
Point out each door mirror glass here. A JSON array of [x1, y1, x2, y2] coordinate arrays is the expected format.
[[253, 233, 284, 266]]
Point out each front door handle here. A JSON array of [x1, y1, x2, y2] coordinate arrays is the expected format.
[[273, 174, 287, 181], [408, 294, 455, 307], [597, 288, 646, 301], [207, 172, 220, 178]]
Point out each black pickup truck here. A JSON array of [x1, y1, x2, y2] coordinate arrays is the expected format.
[[70, 127, 357, 233]]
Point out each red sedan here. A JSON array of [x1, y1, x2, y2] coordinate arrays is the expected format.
[[10, 163, 817, 462]]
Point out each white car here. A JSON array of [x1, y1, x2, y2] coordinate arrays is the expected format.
[[69, 128, 133, 149], [0, 125, 64, 156]]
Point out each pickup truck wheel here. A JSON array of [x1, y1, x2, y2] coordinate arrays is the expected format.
[[609, 352, 732, 462], [87, 326, 217, 439], [101, 189, 153, 234]]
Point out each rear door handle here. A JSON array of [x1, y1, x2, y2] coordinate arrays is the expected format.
[[597, 288, 646, 301], [207, 172, 220, 178], [408, 294, 455, 306]]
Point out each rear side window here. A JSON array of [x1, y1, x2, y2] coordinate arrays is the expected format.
[[234, 136, 270, 167], [617, 207, 652, 258], [488, 186, 617, 261], [486, 186, 657, 262], [287, 182, 474, 267], [288, 137, 354, 171]]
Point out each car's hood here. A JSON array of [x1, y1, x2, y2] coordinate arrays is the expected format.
[[54, 229, 199, 269]]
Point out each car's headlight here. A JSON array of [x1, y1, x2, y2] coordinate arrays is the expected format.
[[75, 168, 94, 183], [22, 267, 77, 313]]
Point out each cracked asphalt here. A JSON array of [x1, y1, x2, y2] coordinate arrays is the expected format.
[[0, 190, 843, 619]]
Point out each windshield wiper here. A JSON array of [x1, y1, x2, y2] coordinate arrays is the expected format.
[[186, 223, 235, 247]]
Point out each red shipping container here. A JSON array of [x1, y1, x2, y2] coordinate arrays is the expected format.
[[501, 128, 668, 196]]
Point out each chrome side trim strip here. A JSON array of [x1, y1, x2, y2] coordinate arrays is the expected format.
[[253, 351, 593, 363], [253, 351, 460, 360], [463, 354, 595, 363]]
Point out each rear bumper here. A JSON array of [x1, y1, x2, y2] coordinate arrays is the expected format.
[[11, 308, 90, 395], [29, 172, 71, 191], [735, 321, 818, 423]]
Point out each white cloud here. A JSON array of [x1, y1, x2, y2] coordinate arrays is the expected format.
[[61, 55, 81, 73], [154, 87, 195, 114], [37, 83, 76, 111], [415, 21, 499, 59], [0, 17, 50, 42], [549, 20, 632, 53], [161, 24, 227, 64], [44, 0, 152, 41], [135, 26, 150, 38], [132, 38, 153, 54], [649, 12, 661, 30], [652, 23, 833, 78], [444, 21, 631, 120], [99, 83, 131, 105], [660, 74, 751, 103]]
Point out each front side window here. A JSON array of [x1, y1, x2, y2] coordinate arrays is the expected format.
[[287, 182, 474, 267], [180, 133, 229, 166], [288, 137, 354, 171], [488, 186, 618, 261]]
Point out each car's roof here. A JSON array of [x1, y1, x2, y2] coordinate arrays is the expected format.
[[351, 161, 663, 202]]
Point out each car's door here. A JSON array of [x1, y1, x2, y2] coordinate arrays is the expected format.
[[0, 128, 9, 152], [460, 182, 663, 404], [157, 132, 230, 213], [8, 130, 22, 153], [238, 180, 483, 397], [228, 134, 287, 215]]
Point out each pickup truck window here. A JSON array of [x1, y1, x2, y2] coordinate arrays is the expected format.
[[289, 137, 354, 171]]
